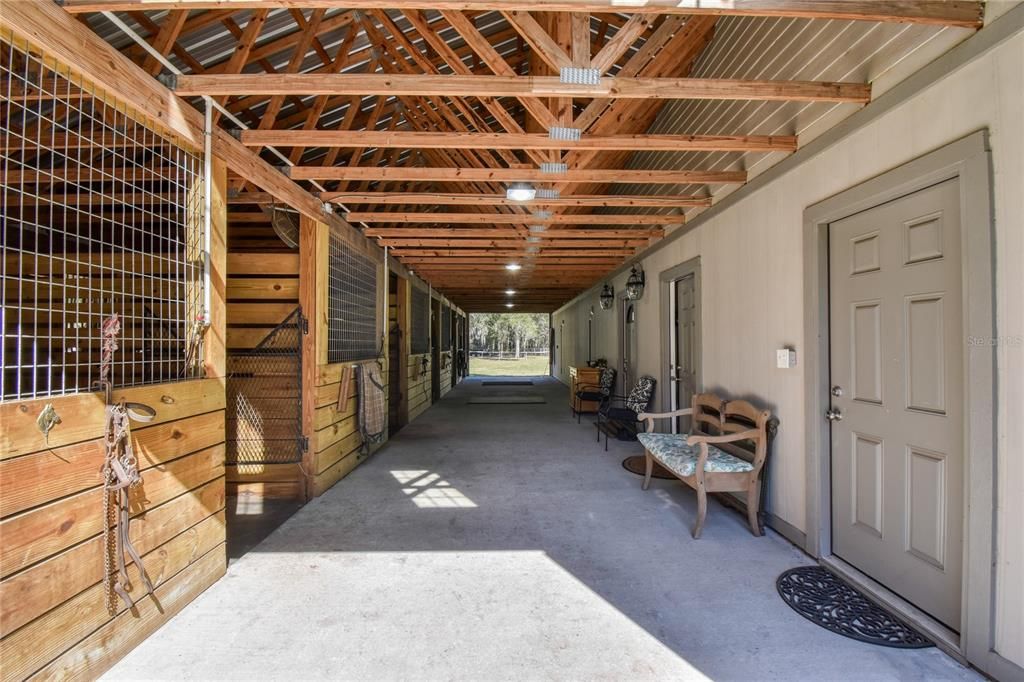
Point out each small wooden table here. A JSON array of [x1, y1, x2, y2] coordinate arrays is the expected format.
[[569, 366, 603, 413]]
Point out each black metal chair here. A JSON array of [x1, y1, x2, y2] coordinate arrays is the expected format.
[[573, 367, 616, 423], [595, 375, 657, 451]]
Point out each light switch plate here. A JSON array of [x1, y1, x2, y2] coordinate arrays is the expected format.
[[777, 348, 797, 369]]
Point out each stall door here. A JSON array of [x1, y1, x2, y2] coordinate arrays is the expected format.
[[828, 178, 963, 630]]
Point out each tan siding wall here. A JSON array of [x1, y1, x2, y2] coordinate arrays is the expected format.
[[553, 22, 1024, 666]]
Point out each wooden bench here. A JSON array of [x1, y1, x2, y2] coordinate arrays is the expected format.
[[637, 393, 774, 539]]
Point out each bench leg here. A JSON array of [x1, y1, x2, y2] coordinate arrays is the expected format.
[[747, 478, 763, 537], [692, 480, 707, 539], [641, 451, 653, 490]]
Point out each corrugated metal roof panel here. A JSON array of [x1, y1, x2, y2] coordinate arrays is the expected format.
[[615, 16, 974, 222]]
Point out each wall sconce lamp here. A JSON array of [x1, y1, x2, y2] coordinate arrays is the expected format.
[[599, 284, 615, 310], [625, 265, 646, 300]]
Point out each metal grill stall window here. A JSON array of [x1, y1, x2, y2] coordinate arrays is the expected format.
[[327, 230, 378, 363], [1, 32, 206, 401], [441, 306, 452, 351], [410, 286, 430, 355]]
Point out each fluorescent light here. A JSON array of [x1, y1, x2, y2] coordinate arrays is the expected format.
[[540, 162, 568, 174], [505, 303, 514, 308], [526, 236, 541, 243], [529, 225, 547, 233], [505, 263, 522, 271], [505, 289, 516, 295], [535, 188, 560, 199], [506, 182, 536, 202], [532, 209, 552, 219]]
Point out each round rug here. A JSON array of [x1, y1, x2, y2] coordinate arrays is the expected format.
[[776, 566, 932, 648], [621, 455, 675, 480]]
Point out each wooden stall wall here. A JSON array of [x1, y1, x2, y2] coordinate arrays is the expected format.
[[437, 302, 454, 400], [407, 353, 433, 423], [301, 218, 389, 498], [0, 162, 229, 680], [224, 206, 305, 501], [387, 273, 409, 436]]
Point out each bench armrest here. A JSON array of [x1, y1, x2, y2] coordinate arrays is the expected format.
[[686, 428, 761, 446], [637, 408, 693, 431]]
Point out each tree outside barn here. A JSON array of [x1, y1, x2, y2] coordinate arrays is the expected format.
[[469, 313, 550, 376]]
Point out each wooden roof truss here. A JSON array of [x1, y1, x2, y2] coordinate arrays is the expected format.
[[68, 2, 982, 311]]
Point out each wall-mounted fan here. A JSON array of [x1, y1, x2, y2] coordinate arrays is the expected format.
[[264, 204, 299, 249]]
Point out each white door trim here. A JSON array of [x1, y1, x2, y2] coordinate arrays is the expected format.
[[802, 131, 1009, 676]]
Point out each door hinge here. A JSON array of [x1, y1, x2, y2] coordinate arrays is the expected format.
[[299, 435, 309, 452], [299, 313, 309, 335]]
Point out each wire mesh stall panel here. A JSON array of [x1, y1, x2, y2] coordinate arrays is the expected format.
[[441, 305, 452, 351], [327, 228, 379, 363], [1, 33, 205, 401], [226, 308, 304, 465], [410, 285, 430, 355]]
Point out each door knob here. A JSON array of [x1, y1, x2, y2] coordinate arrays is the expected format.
[[831, 385, 843, 397], [825, 407, 843, 422]]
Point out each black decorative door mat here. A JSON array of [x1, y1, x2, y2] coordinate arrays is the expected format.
[[776, 566, 932, 648]]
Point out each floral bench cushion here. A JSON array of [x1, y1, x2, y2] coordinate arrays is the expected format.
[[636, 433, 754, 477]]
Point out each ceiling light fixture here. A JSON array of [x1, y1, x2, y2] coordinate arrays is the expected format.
[[539, 162, 568, 174], [505, 303, 515, 308], [505, 289, 516, 295], [529, 225, 547, 233], [506, 182, 536, 202], [532, 210, 552, 219], [505, 263, 522, 272], [535, 188, 560, 200]]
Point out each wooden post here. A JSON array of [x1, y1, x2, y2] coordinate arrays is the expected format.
[[298, 215, 327, 501], [205, 157, 228, 379], [396, 276, 410, 427]]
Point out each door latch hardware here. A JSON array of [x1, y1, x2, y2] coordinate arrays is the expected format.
[[825, 407, 843, 422]]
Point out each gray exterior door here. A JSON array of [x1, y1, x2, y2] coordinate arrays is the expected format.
[[828, 178, 964, 630], [671, 273, 699, 433]]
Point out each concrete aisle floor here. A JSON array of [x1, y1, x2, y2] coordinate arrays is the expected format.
[[105, 377, 978, 681]]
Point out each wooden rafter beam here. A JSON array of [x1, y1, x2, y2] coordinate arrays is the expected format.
[[238, 130, 798, 152], [172, 73, 871, 103], [501, 10, 573, 72], [391, 249, 635, 257], [59, 2, 984, 28], [231, 191, 712, 208], [0, 1, 368, 249], [345, 212, 682, 225], [379, 239, 647, 248], [590, 13, 652, 73], [439, 9, 559, 130], [365, 228, 662, 238], [287, 166, 747, 184]]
